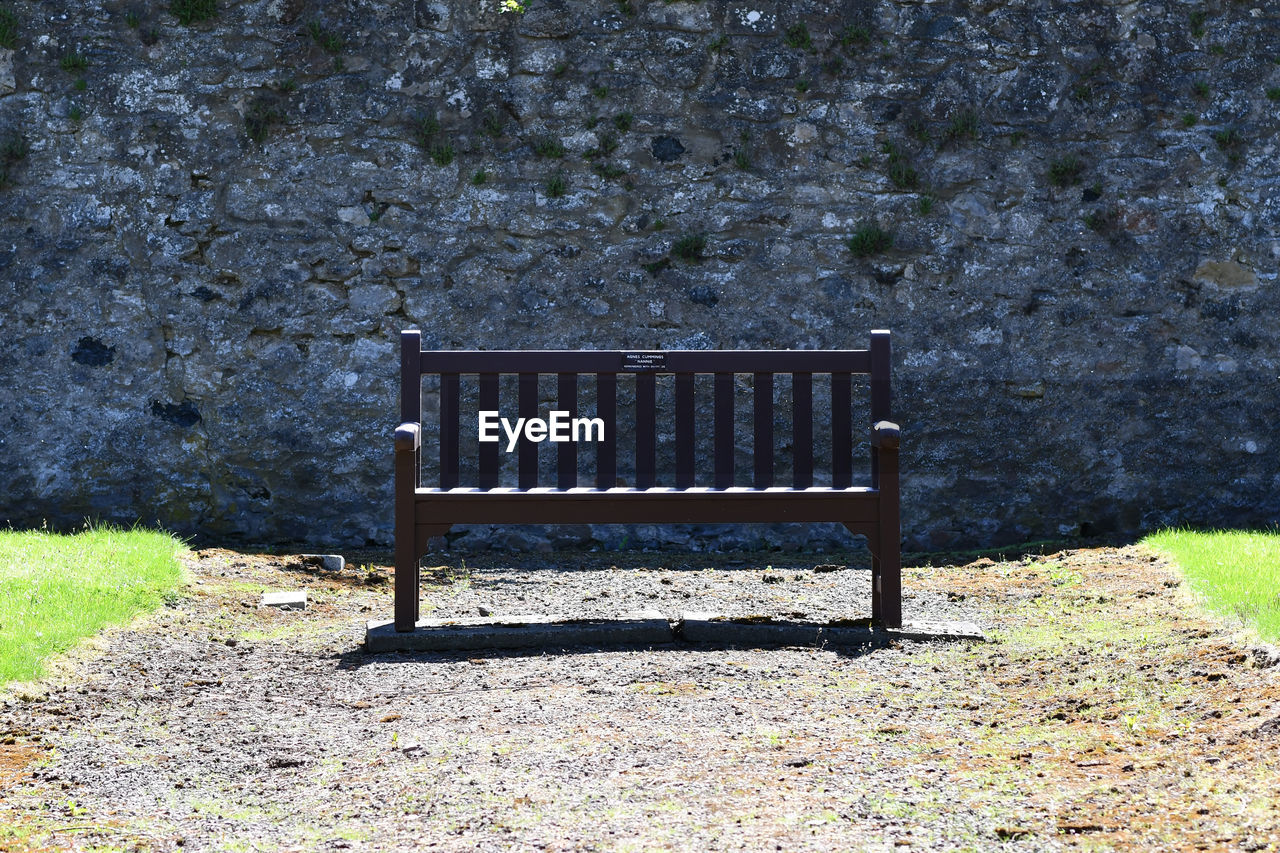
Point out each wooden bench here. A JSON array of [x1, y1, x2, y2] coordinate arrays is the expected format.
[[393, 330, 902, 631]]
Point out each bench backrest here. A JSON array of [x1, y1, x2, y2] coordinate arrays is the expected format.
[[401, 331, 891, 492]]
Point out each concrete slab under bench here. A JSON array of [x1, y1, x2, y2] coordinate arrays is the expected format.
[[365, 611, 675, 653], [677, 613, 985, 647]]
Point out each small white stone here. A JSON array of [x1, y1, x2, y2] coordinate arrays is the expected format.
[[338, 206, 370, 226], [261, 591, 307, 611], [1174, 345, 1201, 371]]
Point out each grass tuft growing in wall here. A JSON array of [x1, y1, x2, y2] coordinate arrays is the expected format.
[[429, 141, 455, 166], [0, 525, 185, 685], [532, 135, 566, 158], [840, 24, 871, 48], [412, 113, 441, 147], [783, 22, 813, 52], [1082, 206, 1118, 235], [307, 20, 344, 55], [0, 7, 18, 49], [0, 128, 26, 188], [170, 0, 216, 26], [545, 171, 567, 198], [430, 139, 455, 163], [1048, 155, 1083, 187], [848, 223, 893, 257], [60, 51, 88, 72], [1188, 9, 1206, 39], [245, 97, 284, 142], [944, 107, 978, 142], [593, 161, 626, 179], [481, 109, 505, 138], [882, 141, 918, 189], [672, 233, 706, 262]]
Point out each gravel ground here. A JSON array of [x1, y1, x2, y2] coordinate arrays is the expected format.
[[1, 546, 1278, 851], [408, 550, 977, 625]]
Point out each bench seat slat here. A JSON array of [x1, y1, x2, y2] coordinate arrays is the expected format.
[[413, 487, 880, 526]]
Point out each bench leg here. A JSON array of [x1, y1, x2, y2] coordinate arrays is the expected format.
[[876, 447, 902, 629], [394, 518, 419, 634], [870, 531, 883, 623], [396, 522, 452, 632], [879, 528, 902, 629], [394, 432, 420, 632]]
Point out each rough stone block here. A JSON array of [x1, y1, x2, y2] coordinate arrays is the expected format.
[[300, 554, 345, 572], [365, 611, 674, 653], [891, 620, 986, 643], [261, 591, 307, 611]]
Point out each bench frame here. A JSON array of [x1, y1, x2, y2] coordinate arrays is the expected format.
[[393, 330, 902, 631]]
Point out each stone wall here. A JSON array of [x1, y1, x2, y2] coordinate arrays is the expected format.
[[1, 0, 1276, 550]]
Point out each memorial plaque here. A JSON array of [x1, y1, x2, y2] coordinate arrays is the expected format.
[[621, 352, 667, 372]]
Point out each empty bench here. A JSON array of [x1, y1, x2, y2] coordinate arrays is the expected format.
[[393, 330, 902, 631]]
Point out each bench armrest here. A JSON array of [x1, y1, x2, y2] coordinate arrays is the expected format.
[[871, 421, 900, 450], [394, 422, 421, 452]]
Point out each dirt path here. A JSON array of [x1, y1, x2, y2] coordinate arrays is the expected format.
[[1, 546, 1278, 851]]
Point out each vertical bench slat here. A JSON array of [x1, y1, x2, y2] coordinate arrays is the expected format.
[[557, 373, 577, 490], [478, 373, 499, 489], [832, 372, 852, 489], [675, 372, 695, 489], [636, 373, 657, 489], [596, 373, 617, 489], [870, 330, 891, 489], [792, 372, 813, 489], [714, 373, 734, 490], [439, 372, 459, 490], [753, 372, 774, 488], [518, 373, 538, 490]]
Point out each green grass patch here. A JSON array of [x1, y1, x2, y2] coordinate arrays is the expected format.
[[1143, 528, 1280, 641], [0, 525, 184, 685]]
